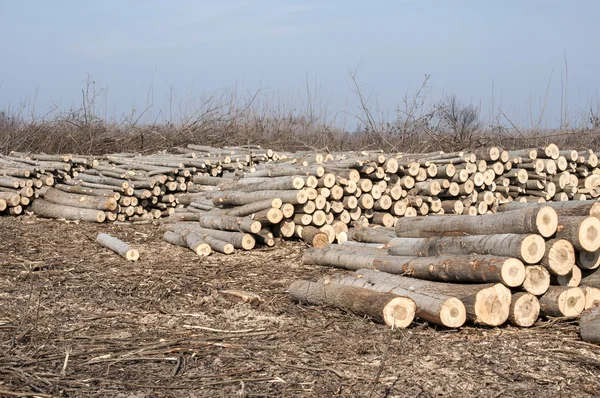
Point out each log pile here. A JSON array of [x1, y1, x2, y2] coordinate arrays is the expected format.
[[293, 202, 600, 329]]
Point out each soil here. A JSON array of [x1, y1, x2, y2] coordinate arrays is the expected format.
[[1, 216, 600, 397]]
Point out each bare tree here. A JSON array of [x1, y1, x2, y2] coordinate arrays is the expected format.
[[438, 94, 482, 142]]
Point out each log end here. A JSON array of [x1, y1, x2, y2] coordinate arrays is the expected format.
[[557, 287, 586, 317], [249, 220, 262, 234], [523, 266, 551, 296], [311, 233, 329, 249], [382, 297, 416, 329], [501, 258, 526, 288], [440, 297, 467, 328], [126, 249, 140, 262], [578, 250, 600, 270], [223, 243, 235, 255], [546, 239, 576, 276], [582, 286, 600, 310], [579, 217, 600, 252], [194, 243, 212, 257], [555, 266, 582, 287], [521, 234, 546, 264], [510, 293, 540, 327], [242, 234, 256, 250], [536, 206, 558, 238], [474, 284, 512, 326]]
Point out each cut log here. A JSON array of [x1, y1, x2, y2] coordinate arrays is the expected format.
[[539, 286, 585, 318], [300, 226, 329, 248], [42, 187, 118, 211], [184, 231, 212, 256], [347, 227, 396, 244], [555, 216, 600, 252], [212, 190, 308, 206], [96, 233, 139, 261], [328, 273, 466, 328], [577, 250, 600, 270], [31, 199, 106, 223], [508, 292, 540, 327], [355, 269, 511, 327], [251, 208, 284, 225], [521, 265, 550, 296], [289, 279, 416, 328], [581, 285, 600, 309], [580, 307, 600, 344], [163, 231, 187, 247], [552, 266, 582, 287], [395, 206, 558, 238], [171, 224, 255, 250], [387, 234, 545, 264], [197, 214, 261, 234], [539, 239, 575, 276]]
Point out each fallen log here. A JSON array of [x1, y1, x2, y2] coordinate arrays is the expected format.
[[197, 214, 261, 234], [539, 239, 575, 276], [96, 233, 139, 261], [289, 279, 416, 328], [520, 265, 550, 296]]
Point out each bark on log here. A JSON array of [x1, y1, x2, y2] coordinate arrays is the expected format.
[[163, 231, 187, 247], [347, 227, 396, 244], [539, 286, 585, 318], [289, 279, 416, 328], [212, 190, 307, 206], [31, 199, 106, 223], [555, 216, 600, 252], [387, 234, 545, 264], [300, 226, 329, 248], [327, 273, 466, 328], [171, 224, 255, 250], [196, 214, 261, 234], [355, 269, 511, 327], [508, 292, 540, 327], [42, 187, 118, 211], [395, 206, 558, 238], [96, 233, 139, 261], [184, 231, 212, 256], [580, 307, 600, 344], [303, 247, 524, 287], [223, 198, 283, 217]]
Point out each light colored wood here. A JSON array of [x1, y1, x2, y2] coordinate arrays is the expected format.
[[508, 292, 540, 327], [96, 233, 139, 261], [539, 286, 585, 318]]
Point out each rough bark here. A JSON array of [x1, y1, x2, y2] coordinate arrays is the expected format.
[[580, 307, 600, 344], [42, 187, 118, 211]]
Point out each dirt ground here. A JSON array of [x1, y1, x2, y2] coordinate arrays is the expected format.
[[1, 217, 600, 397]]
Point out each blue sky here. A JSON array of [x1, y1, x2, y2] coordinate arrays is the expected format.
[[0, 0, 598, 128]]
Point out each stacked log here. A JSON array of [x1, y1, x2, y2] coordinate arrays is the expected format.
[[294, 202, 600, 328]]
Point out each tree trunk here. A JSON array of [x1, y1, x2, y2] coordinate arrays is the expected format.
[[289, 279, 416, 328], [184, 231, 212, 256], [387, 234, 545, 264], [355, 269, 511, 327], [580, 285, 600, 310], [539, 286, 585, 318], [212, 190, 308, 206], [222, 198, 283, 217], [31, 199, 106, 223], [163, 231, 187, 247], [96, 233, 139, 261], [395, 206, 558, 238], [508, 292, 540, 327], [520, 265, 550, 295]]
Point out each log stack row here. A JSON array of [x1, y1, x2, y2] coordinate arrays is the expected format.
[[292, 203, 600, 329]]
